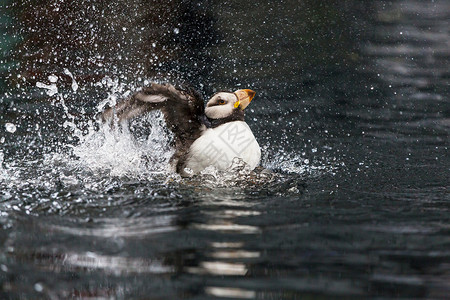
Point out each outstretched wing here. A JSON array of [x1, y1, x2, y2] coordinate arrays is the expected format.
[[101, 83, 205, 144]]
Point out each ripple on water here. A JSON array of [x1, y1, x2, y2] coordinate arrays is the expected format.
[[0, 73, 347, 299], [0, 83, 341, 218]]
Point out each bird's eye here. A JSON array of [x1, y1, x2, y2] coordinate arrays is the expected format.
[[218, 99, 226, 105]]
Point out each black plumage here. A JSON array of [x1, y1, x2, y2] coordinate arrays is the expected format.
[[102, 83, 257, 175], [102, 83, 207, 173]]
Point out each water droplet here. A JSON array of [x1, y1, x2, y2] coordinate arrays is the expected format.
[[5, 123, 16, 133], [36, 82, 58, 96], [48, 75, 58, 83], [63, 68, 79, 92], [34, 283, 44, 292]]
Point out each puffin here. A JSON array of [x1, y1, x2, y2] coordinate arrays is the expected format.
[[101, 83, 261, 176]]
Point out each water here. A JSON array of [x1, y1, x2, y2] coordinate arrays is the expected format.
[[0, 0, 449, 299]]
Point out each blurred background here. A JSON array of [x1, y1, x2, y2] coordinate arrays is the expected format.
[[0, 0, 449, 299]]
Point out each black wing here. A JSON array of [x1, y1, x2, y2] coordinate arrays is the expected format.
[[101, 83, 205, 145]]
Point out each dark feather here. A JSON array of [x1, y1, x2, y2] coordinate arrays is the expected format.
[[101, 83, 205, 173]]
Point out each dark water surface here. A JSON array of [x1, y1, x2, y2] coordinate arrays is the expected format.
[[0, 0, 449, 299]]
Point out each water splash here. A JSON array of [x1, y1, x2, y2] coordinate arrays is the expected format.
[[63, 68, 79, 92], [4, 123, 16, 133], [0, 151, 5, 179], [41, 75, 175, 179], [1, 72, 342, 203], [262, 146, 342, 177], [67, 111, 174, 179], [36, 75, 59, 96]]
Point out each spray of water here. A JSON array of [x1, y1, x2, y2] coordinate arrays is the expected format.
[[67, 112, 174, 178], [1, 72, 342, 197]]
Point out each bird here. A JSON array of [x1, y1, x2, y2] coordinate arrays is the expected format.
[[101, 83, 261, 176]]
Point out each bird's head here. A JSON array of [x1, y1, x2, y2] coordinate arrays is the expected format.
[[205, 89, 256, 119]]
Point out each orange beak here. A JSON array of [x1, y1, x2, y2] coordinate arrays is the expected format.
[[234, 89, 256, 110]]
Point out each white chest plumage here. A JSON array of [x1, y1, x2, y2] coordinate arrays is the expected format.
[[185, 121, 261, 174]]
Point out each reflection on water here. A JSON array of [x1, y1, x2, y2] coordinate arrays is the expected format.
[[30, 251, 173, 275], [187, 193, 261, 276], [0, 0, 449, 299], [205, 286, 256, 299], [193, 223, 260, 234], [51, 216, 177, 237], [193, 261, 248, 276]]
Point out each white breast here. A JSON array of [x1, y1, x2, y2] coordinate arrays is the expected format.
[[185, 121, 261, 174]]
